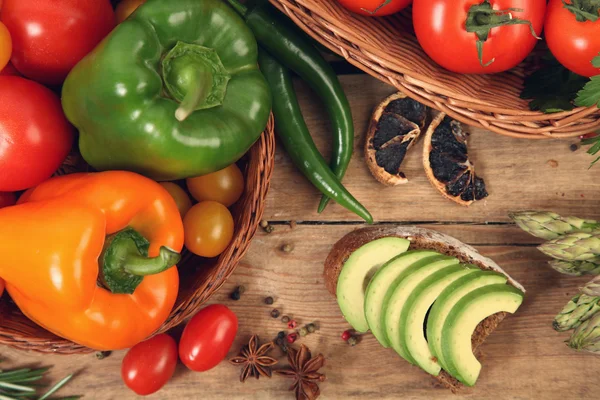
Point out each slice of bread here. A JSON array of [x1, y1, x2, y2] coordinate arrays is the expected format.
[[323, 226, 525, 392]]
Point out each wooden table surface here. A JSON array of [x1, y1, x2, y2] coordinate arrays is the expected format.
[[2, 72, 600, 400]]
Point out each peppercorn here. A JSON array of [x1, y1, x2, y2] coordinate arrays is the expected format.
[[230, 290, 241, 301], [341, 330, 352, 341], [287, 333, 297, 344], [265, 225, 275, 234], [271, 309, 280, 318], [237, 285, 246, 294], [306, 323, 316, 333], [95, 351, 111, 360], [299, 327, 308, 337], [281, 315, 290, 323], [260, 220, 268, 228], [265, 296, 274, 305], [278, 331, 286, 339], [570, 143, 579, 152], [347, 336, 358, 346], [281, 243, 294, 253], [288, 320, 298, 329]]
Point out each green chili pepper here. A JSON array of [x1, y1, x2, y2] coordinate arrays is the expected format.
[[257, 49, 372, 223], [227, 0, 354, 214], [62, 0, 271, 181]]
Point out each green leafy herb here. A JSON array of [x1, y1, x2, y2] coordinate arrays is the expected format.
[[575, 76, 600, 108], [0, 361, 79, 400], [593, 54, 600, 69], [520, 59, 589, 113], [582, 134, 600, 168]]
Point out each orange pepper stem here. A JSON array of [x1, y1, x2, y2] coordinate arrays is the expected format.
[[99, 228, 181, 294]]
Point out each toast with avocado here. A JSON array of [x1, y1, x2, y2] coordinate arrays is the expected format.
[[324, 226, 525, 392]]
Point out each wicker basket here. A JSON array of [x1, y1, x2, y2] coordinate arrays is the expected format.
[[270, 0, 600, 139], [0, 116, 275, 354]]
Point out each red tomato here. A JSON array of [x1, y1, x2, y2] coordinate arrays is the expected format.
[[0, 62, 19, 76], [0, 192, 16, 208], [413, 0, 546, 74], [545, 0, 600, 78], [0, 0, 115, 85], [179, 304, 238, 372], [0, 77, 74, 191], [121, 334, 178, 396], [336, 0, 412, 16]]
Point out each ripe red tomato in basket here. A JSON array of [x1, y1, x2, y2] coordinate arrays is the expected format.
[[413, 0, 546, 74], [0, 76, 74, 191], [179, 304, 238, 372], [336, 0, 412, 16], [121, 334, 178, 396], [0, 0, 116, 85], [545, 0, 600, 78]]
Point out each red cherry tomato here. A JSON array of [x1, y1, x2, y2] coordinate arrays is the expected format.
[[336, 0, 412, 16], [121, 334, 178, 396], [179, 304, 238, 372], [545, 0, 600, 78], [413, 0, 546, 74], [0, 192, 16, 208], [0, 76, 74, 191], [1, 0, 115, 85]]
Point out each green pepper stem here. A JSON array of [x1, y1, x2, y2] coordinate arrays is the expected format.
[[465, 0, 541, 67], [224, 0, 248, 17], [100, 228, 181, 294], [175, 68, 213, 122]]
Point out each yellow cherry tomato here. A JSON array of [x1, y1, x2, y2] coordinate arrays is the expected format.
[[186, 164, 244, 207], [116, 0, 146, 23], [0, 22, 12, 72], [183, 201, 234, 258], [159, 182, 192, 219]]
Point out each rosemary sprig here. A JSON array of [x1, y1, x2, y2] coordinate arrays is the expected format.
[[0, 362, 79, 400]]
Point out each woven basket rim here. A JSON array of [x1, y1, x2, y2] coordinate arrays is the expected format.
[[269, 0, 600, 139]]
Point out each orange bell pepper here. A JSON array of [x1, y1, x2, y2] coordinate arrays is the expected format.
[[0, 171, 184, 350]]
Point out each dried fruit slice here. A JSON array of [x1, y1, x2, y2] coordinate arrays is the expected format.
[[423, 113, 488, 206], [365, 93, 427, 186]]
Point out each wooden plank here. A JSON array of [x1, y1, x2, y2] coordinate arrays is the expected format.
[[264, 75, 600, 223], [2, 225, 597, 399]]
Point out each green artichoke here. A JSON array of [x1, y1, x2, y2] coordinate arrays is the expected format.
[[549, 260, 600, 276], [553, 294, 600, 332], [538, 231, 600, 261], [568, 312, 600, 353], [509, 211, 598, 240]]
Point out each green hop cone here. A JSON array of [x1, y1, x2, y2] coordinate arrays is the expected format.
[[538, 231, 600, 261], [553, 294, 600, 331], [509, 211, 599, 240], [568, 312, 600, 353], [549, 260, 600, 277]]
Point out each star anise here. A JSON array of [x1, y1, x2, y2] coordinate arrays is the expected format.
[[275, 344, 326, 400], [229, 335, 278, 382]]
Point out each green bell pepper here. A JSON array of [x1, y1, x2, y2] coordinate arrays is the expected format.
[[62, 0, 272, 181]]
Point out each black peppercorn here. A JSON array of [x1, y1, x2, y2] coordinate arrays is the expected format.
[[270, 309, 280, 318], [265, 296, 274, 305]]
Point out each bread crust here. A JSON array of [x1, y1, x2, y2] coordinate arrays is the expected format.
[[323, 226, 524, 391]]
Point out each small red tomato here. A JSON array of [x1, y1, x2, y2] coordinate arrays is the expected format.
[[179, 304, 238, 372], [0, 192, 16, 208], [1, 0, 116, 85], [121, 334, 178, 396], [336, 0, 412, 16]]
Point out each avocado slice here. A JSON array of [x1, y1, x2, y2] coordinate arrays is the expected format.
[[401, 264, 479, 375], [442, 284, 524, 386], [336, 237, 410, 332], [364, 250, 439, 348], [427, 270, 508, 371], [384, 255, 459, 364]]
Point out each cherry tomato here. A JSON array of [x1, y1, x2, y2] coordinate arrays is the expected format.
[[545, 0, 600, 78], [186, 164, 245, 207], [1, 0, 115, 85], [179, 304, 238, 372], [0, 192, 15, 208], [336, 0, 412, 16], [413, 0, 546, 74], [121, 334, 178, 396], [183, 201, 234, 258], [116, 0, 147, 23], [0, 22, 11, 71], [0, 77, 74, 191], [159, 182, 192, 219]]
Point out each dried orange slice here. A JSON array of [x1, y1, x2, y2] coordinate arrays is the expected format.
[[365, 93, 427, 186], [423, 113, 488, 206]]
